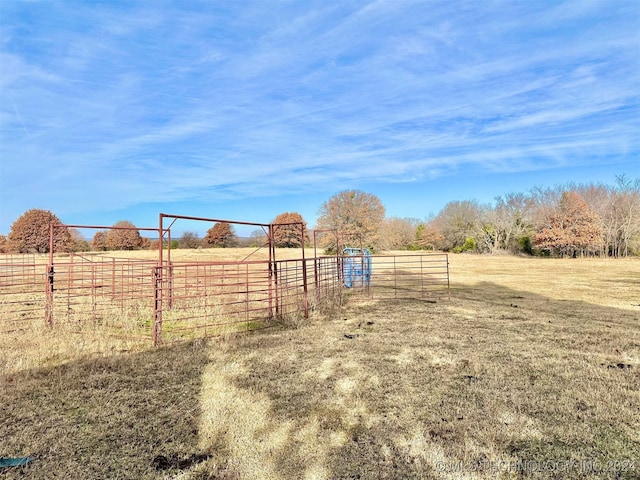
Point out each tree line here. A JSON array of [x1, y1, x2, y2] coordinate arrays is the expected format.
[[414, 175, 640, 257], [0, 212, 309, 253], [1, 175, 638, 257], [313, 176, 640, 257]]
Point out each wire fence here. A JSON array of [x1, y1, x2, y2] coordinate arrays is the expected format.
[[1, 252, 449, 344]]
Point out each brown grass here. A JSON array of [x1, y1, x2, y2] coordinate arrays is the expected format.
[[1, 253, 639, 479], [90, 246, 318, 262]]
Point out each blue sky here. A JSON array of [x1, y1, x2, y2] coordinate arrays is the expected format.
[[1, 0, 639, 237]]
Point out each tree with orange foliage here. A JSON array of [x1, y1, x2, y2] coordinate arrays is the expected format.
[[534, 191, 603, 257], [317, 190, 385, 251], [105, 221, 144, 251], [7, 209, 72, 253], [415, 223, 445, 251], [272, 212, 308, 248], [204, 222, 238, 247], [91, 231, 108, 251]]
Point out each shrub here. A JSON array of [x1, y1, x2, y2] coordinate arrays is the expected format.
[[518, 235, 533, 255], [452, 237, 477, 253]]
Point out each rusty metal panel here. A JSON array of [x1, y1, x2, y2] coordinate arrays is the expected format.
[[153, 260, 277, 343], [2, 245, 449, 346], [0, 255, 48, 333], [47, 254, 157, 340]]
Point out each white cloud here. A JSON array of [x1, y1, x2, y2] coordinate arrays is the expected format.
[[0, 0, 638, 231]]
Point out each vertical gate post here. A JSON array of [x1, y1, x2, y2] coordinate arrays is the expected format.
[[312, 232, 319, 294], [301, 223, 308, 318], [46, 223, 54, 326], [167, 227, 173, 309], [168, 262, 174, 309], [45, 264, 54, 326], [154, 215, 164, 345], [153, 266, 163, 346], [268, 224, 278, 318]]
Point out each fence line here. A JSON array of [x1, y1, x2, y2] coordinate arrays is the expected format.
[[0, 253, 449, 344]]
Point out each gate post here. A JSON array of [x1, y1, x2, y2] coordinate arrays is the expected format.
[[45, 264, 54, 326], [168, 262, 174, 309], [153, 266, 163, 345], [46, 223, 54, 326], [268, 224, 278, 318], [301, 223, 308, 318]]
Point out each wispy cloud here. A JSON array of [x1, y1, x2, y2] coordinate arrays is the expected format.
[[1, 0, 638, 231]]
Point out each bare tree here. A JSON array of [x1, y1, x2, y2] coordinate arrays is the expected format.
[[69, 228, 90, 252], [379, 217, 419, 250], [529, 186, 564, 231], [317, 190, 386, 251], [609, 175, 640, 257], [489, 193, 534, 253], [432, 200, 486, 252], [248, 229, 268, 247], [179, 231, 201, 249]]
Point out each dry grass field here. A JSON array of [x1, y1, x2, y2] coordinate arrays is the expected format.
[[1, 253, 639, 479]]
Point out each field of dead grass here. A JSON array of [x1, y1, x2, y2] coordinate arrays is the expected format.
[[91, 246, 317, 262], [1, 253, 639, 479]]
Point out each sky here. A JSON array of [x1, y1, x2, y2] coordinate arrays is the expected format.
[[1, 0, 639, 238]]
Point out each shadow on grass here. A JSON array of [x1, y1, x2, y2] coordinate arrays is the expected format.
[[1, 281, 639, 479], [0, 340, 211, 479], [195, 281, 640, 479]]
